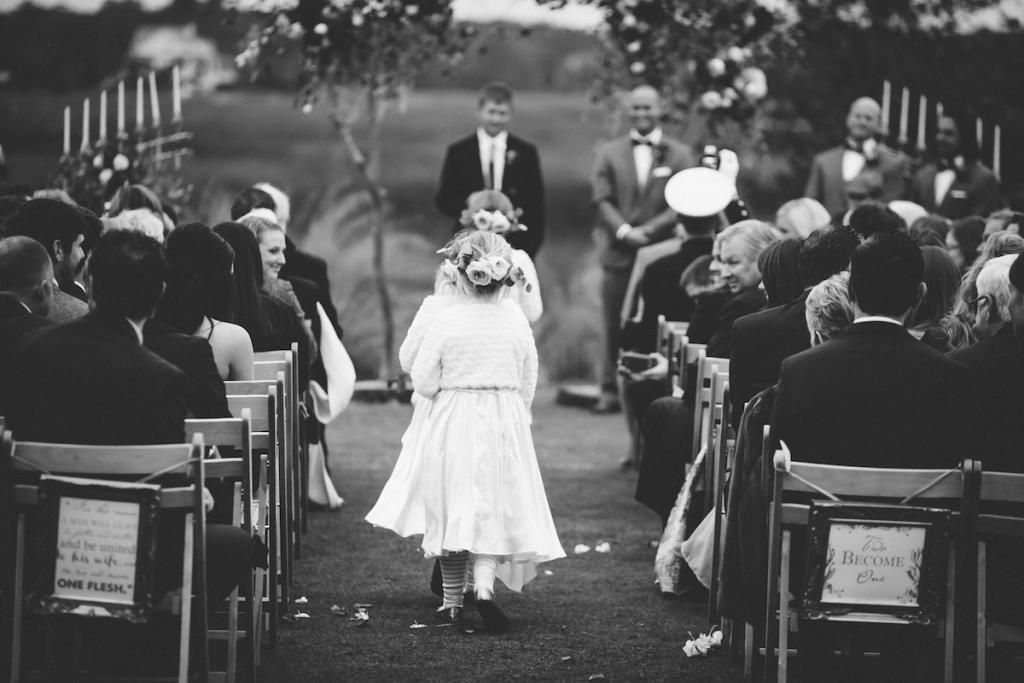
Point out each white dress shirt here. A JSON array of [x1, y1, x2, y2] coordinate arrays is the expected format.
[[841, 138, 875, 182], [630, 127, 662, 190], [477, 128, 508, 192], [934, 169, 956, 207]]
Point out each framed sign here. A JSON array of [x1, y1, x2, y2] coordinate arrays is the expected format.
[[32, 475, 161, 623], [802, 502, 951, 624]]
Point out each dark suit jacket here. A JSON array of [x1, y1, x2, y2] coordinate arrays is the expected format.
[[770, 321, 972, 469], [907, 159, 1003, 220], [7, 312, 187, 445], [591, 134, 696, 270], [60, 280, 88, 304], [629, 236, 715, 352], [804, 143, 907, 216], [729, 291, 811, 428], [436, 133, 545, 257], [949, 325, 1024, 473], [143, 318, 230, 420], [281, 235, 342, 338], [707, 287, 767, 360], [0, 295, 55, 419]]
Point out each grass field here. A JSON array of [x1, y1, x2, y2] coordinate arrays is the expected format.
[[2, 88, 622, 381], [252, 389, 744, 681]]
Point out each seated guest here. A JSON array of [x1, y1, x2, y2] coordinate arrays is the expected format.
[[7, 230, 186, 444], [238, 212, 317, 323], [6, 230, 254, 619], [774, 197, 829, 239], [232, 184, 343, 338], [0, 236, 56, 417], [983, 209, 1024, 237], [705, 219, 777, 357], [105, 182, 173, 240], [157, 223, 255, 382], [909, 246, 960, 351], [940, 231, 1024, 350], [104, 207, 166, 244], [907, 214, 949, 247], [946, 215, 985, 272], [729, 226, 859, 427], [846, 200, 905, 242], [4, 198, 88, 323], [888, 199, 929, 229], [213, 222, 313, 386], [770, 230, 972, 469], [969, 254, 1016, 343]]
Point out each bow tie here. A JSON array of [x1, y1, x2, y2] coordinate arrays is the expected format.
[[937, 156, 964, 172], [631, 137, 654, 147], [844, 138, 871, 154]]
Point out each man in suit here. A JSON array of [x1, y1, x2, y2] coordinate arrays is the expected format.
[[7, 230, 186, 445], [0, 236, 56, 417], [3, 198, 88, 323], [806, 97, 907, 216], [770, 230, 972, 469], [728, 225, 859, 428], [590, 84, 696, 413], [436, 82, 545, 257], [908, 112, 1003, 220]]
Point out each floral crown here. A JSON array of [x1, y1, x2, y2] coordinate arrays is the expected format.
[[436, 241, 532, 292], [458, 207, 528, 235]]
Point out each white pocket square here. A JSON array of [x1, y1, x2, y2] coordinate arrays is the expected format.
[[652, 166, 672, 178]]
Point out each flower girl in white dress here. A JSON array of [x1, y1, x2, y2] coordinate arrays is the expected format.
[[366, 230, 563, 633]]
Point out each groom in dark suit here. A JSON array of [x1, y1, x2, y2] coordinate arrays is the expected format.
[[435, 82, 545, 257], [805, 97, 907, 217], [590, 84, 696, 413]]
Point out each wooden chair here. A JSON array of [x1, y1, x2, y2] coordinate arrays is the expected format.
[[254, 345, 306, 544], [226, 383, 284, 649], [707, 378, 732, 627], [8, 434, 208, 683], [691, 353, 729, 466], [763, 457, 977, 683], [253, 357, 301, 565], [185, 413, 267, 682], [743, 423, 775, 678], [975, 469, 1024, 682]]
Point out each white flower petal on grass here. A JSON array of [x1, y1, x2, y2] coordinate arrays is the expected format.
[[573, 543, 591, 554], [294, 612, 310, 619], [595, 541, 611, 553], [409, 622, 427, 629], [683, 639, 699, 657], [294, 596, 309, 604]]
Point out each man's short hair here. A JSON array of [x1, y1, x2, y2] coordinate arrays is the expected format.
[[848, 201, 906, 241], [799, 226, 860, 288], [230, 187, 276, 221], [4, 198, 86, 264], [0, 236, 52, 292], [1010, 253, 1024, 292], [976, 254, 1016, 321], [849, 231, 924, 316], [88, 230, 168, 319], [477, 81, 513, 107], [254, 182, 291, 230]]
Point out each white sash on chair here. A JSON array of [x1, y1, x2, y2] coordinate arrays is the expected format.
[[309, 302, 356, 424]]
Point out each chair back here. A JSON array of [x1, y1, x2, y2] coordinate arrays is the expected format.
[[8, 435, 207, 683]]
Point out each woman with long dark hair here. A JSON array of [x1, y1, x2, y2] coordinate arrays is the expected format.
[[157, 222, 254, 381], [213, 221, 312, 385]]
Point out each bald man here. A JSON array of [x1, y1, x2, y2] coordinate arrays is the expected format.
[[805, 97, 907, 216], [590, 85, 696, 415]]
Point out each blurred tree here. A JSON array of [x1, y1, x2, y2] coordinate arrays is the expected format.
[[227, 0, 466, 380]]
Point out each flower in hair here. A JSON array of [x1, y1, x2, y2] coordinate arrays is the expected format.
[[469, 209, 516, 235], [483, 256, 511, 280], [465, 261, 493, 286]]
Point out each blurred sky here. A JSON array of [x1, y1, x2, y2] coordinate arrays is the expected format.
[[0, 0, 604, 29]]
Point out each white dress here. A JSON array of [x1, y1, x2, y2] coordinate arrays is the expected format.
[[366, 300, 564, 591]]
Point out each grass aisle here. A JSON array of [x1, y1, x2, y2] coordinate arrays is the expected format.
[[257, 390, 743, 681]]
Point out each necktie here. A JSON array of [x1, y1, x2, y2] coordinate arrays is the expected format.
[[488, 141, 497, 190], [631, 137, 652, 147]]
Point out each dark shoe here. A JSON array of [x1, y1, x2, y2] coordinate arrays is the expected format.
[[591, 394, 621, 414], [475, 599, 510, 634], [463, 591, 476, 606], [435, 606, 465, 627], [429, 560, 442, 597]]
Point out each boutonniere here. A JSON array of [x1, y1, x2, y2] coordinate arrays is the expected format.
[[505, 149, 517, 166], [652, 143, 666, 167]]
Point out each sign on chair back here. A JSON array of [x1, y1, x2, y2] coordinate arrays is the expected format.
[[8, 434, 207, 683], [763, 455, 978, 683], [975, 468, 1024, 682]]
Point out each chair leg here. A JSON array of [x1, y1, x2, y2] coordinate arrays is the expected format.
[[744, 622, 755, 679], [977, 541, 986, 683], [779, 529, 791, 683], [944, 544, 956, 683], [179, 514, 194, 683], [11, 515, 25, 683]]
